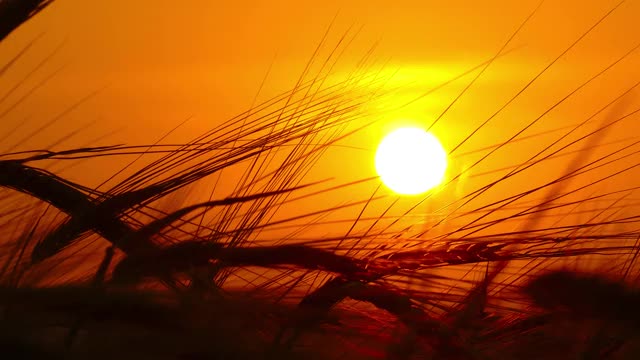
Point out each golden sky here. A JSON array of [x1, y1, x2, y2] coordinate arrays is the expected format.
[[2, 0, 640, 239]]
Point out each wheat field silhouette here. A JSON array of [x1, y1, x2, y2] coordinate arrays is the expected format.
[[1, 1, 640, 359]]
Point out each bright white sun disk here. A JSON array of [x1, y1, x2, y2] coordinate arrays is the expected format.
[[375, 127, 447, 195]]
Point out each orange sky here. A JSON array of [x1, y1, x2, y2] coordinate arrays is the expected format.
[[2, 0, 640, 240]]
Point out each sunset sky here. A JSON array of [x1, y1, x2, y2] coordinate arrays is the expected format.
[[2, 0, 640, 239]]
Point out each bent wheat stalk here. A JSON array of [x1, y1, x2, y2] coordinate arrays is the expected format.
[[0, 160, 155, 257]]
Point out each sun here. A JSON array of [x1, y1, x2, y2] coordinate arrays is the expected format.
[[375, 127, 447, 195]]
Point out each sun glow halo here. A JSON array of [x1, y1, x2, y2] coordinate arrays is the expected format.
[[375, 127, 447, 195]]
